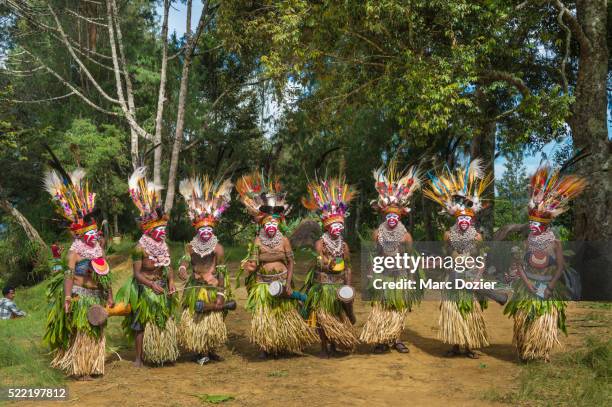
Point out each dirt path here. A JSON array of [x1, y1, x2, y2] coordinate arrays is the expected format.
[[13, 259, 604, 407]]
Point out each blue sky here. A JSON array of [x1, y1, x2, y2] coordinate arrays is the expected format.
[[162, 2, 204, 38], [159, 4, 611, 179]]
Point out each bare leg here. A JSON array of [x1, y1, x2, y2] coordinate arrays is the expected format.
[[133, 331, 144, 367], [318, 328, 330, 358], [208, 351, 223, 362], [444, 344, 461, 357]]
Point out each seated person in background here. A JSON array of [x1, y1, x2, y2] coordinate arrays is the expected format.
[[0, 286, 27, 320]]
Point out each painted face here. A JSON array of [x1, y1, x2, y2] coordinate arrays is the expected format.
[[198, 226, 214, 241], [82, 228, 99, 247], [457, 215, 472, 231], [529, 221, 546, 235], [264, 219, 279, 238], [150, 225, 167, 242], [328, 222, 344, 238], [385, 213, 400, 229]]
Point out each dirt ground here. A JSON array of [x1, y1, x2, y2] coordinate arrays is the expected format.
[[11, 258, 607, 407]]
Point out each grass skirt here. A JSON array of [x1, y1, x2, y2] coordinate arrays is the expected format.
[[119, 277, 180, 364], [51, 330, 105, 377], [247, 283, 316, 354], [143, 319, 179, 364], [360, 271, 424, 344], [504, 283, 567, 361], [438, 289, 489, 349], [360, 304, 407, 345], [306, 282, 359, 350], [44, 273, 106, 376], [179, 285, 227, 354]]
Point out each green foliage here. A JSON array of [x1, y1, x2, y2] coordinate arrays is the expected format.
[[0, 219, 49, 286], [494, 151, 528, 230], [193, 394, 235, 404]]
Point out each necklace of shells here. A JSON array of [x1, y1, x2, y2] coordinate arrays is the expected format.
[[448, 224, 478, 255], [258, 228, 283, 249], [528, 230, 556, 252], [322, 232, 344, 257], [377, 222, 407, 255], [191, 234, 218, 258]]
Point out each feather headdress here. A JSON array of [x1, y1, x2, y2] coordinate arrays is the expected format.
[[179, 175, 233, 229], [44, 167, 97, 234], [302, 176, 357, 227], [371, 157, 421, 216], [235, 170, 290, 224], [128, 166, 167, 231], [527, 163, 586, 223], [424, 158, 492, 217]]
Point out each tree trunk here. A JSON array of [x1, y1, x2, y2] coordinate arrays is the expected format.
[[470, 94, 497, 240], [164, 2, 209, 212], [564, 0, 611, 299], [153, 0, 170, 184], [113, 213, 119, 236], [0, 198, 47, 251]]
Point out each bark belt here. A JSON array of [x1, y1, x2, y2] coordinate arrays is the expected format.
[[315, 270, 345, 284]]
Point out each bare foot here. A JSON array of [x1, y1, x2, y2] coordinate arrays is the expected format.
[[373, 344, 390, 354], [208, 352, 223, 362], [133, 359, 144, 368], [258, 351, 269, 360], [329, 343, 349, 357], [465, 349, 479, 359], [76, 375, 93, 381], [444, 345, 461, 357], [394, 341, 410, 353]]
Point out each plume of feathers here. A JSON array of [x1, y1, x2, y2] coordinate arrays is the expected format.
[[423, 157, 493, 216], [371, 156, 421, 214], [43, 167, 96, 224], [235, 170, 289, 219], [179, 175, 233, 224], [302, 176, 357, 222], [528, 162, 587, 220], [128, 166, 164, 218]]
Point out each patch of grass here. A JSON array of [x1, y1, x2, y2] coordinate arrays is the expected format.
[[268, 369, 288, 377], [483, 336, 612, 406], [580, 302, 612, 310], [192, 394, 235, 404], [0, 280, 64, 387]]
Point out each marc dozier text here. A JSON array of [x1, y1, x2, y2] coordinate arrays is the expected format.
[[370, 253, 498, 290]]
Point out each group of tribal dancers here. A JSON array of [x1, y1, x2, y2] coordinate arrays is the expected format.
[[42, 152, 586, 380]]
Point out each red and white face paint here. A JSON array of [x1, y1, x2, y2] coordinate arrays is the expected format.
[[456, 215, 473, 231], [328, 222, 344, 238], [82, 228, 99, 247], [385, 213, 400, 229], [149, 225, 167, 242], [529, 221, 546, 235], [264, 219, 279, 238], [198, 226, 214, 241]]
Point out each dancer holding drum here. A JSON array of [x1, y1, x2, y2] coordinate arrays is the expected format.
[[43, 158, 114, 380], [177, 175, 235, 364], [302, 176, 359, 357], [237, 171, 316, 358], [119, 167, 179, 367], [360, 158, 423, 354]]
